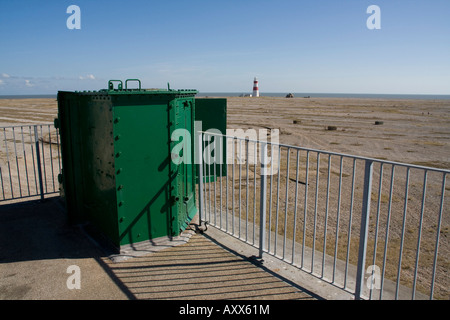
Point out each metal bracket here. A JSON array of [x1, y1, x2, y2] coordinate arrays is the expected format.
[[108, 80, 123, 91], [108, 79, 142, 91], [125, 79, 141, 91]]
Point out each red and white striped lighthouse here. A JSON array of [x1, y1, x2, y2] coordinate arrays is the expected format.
[[252, 77, 259, 97]]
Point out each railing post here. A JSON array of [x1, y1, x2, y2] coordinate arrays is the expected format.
[[34, 125, 45, 201], [259, 142, 268, 258], [197, 131, 204, 225], [355, 160, 373, 300]]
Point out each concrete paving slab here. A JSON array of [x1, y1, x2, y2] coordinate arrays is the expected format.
[[0, 197, 320, 300], [0, 197, 129, 300], [102, 233, 317, 300]]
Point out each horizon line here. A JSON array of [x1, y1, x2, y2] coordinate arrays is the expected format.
[[1, 92, 450, 96]]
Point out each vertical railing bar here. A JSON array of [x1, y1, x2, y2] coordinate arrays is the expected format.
[[232, 138, 235, 235], [226, 138, 234, 232], [245, 139, 249, 242], [395, 167, 410, 300], [344, 158, 356, 289], [238, 139, 242, 239], [29, 126, 38, 194], [209, 135, 213, 224], [212, 134, 216, 225], [355, 160, 374, 300], [12, 127, 23, 197], [430, 172, 446, 300], [205, 135, 211, 223], [332, 156, 344, 283], [380, 165, 395, 300], [259, 141, 268, 258], [205, 134, 210, 226], [40, 125, 48, 193], [274, 145, 281, 256], [225, 138, 229, 233], [412, 170, 427, 300], [219, 136, 223, 230], [205, 134, 209, 223], [322, 154, 331, 278], [283, 147, 290, 260], [369, 162, 384, 300], [311, 152, 320, 273], [206, 134, 210, 225], [214, 136, 218, 226], [291, 149, 300, 264], [268, 144, 275, 253], [34, 126, 44, 201], [0, 167, 5, 200], [56, 127, 62, 174], [202, 135, 208, 223], [4, 128, 14, 199], [48, 124, 56, 192], [20, 126, 31, 196], [301, 151, 310, 269], [213, 136, 218, 226], [253, 142, 257, 245], [197, 132, 204, 226]]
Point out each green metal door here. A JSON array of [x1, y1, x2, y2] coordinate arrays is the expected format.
[[171, 99, 196, 231], [113, 97, 175, 246]]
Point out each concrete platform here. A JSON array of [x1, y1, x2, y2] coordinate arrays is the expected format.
[[0, 197, 322, 300]]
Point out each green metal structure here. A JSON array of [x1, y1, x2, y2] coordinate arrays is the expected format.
[[56, 79, 226, 251]]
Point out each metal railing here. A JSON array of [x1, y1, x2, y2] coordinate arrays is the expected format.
[[197, 131, 449, 300], [2, 123, 448, 300], [0, 124, 61, 202]]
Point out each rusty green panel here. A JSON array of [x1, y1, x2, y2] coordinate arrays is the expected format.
[[57, 92, 119, 245]]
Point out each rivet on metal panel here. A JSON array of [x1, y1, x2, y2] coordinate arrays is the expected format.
[[115, 135, 121, 141], [114, 117, 120, 123], [119, 217, 125, 222], [117, 168, 122, 174], [116, 152, 122, 158], [118, 185, 124, 190], [119, 201, 124, 207]]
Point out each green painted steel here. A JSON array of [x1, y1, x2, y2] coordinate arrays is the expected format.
[[56, 80, 225, 251], [57, 93, 119, 244], [195, 98, 227, 182]]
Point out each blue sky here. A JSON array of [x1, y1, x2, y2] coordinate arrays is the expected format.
[[0, 0, 449, 95]]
